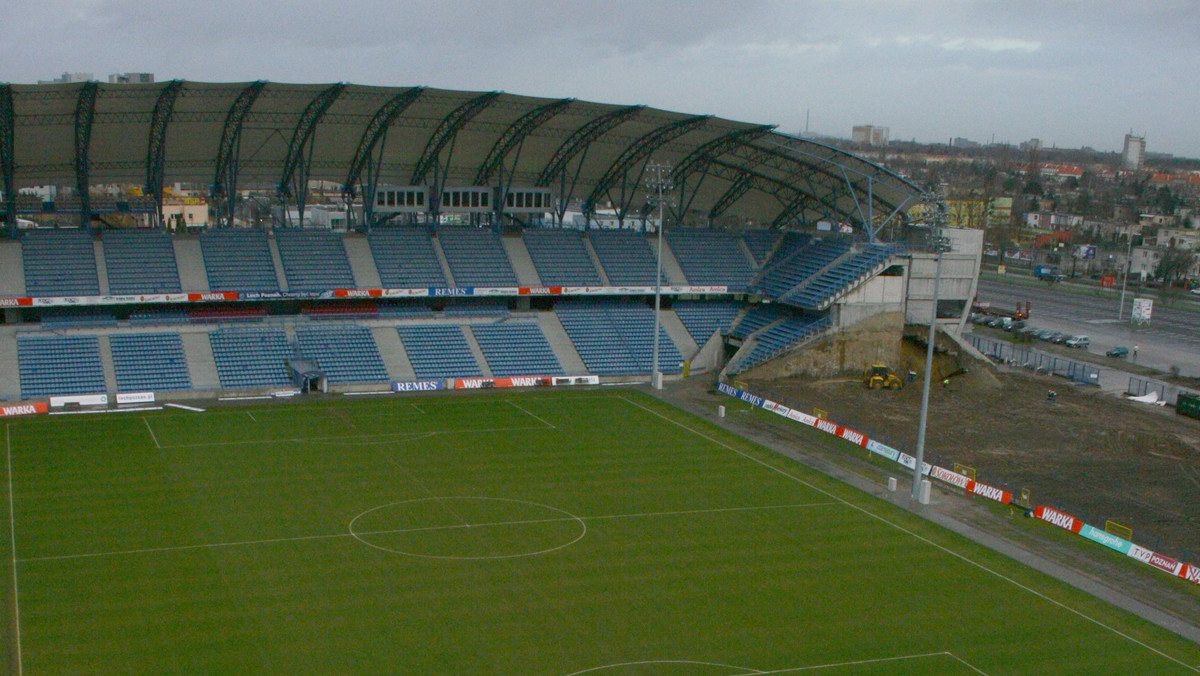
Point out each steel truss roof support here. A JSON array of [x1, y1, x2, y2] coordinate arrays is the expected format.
[[705, 160, 814, 229], [1, 84, 15, 238], [145, 80, 183, 229], [410, 91, 499, 186], [669, 125, 773, 224], [582, 115, 709, 224], [211, 81, 267, 227], [74, 81, 99, 230], [277, 83, 346, 227], [536, 105, 642, 224], [343, 86, 424, 191], [707, 170, 755, 222], [475, 97, 572, 186]]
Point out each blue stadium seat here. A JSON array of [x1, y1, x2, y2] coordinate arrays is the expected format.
[[17, 334, 106, 397], [665, 229, 754, 291], [586, 229, 661, 286], [22, 229, 101, 297], [556, 300, 683, 375], [367, 227, 447, 288], [208, 327, 293, 388], [295, 324, 389, 384], [396, 325, 483, 380], [275, 229, 356, 291], [521, 228, 602, 285], [435, 227, 518, 287], [200, 229, 280, 292], [102, 230, 182, 294], [471, 322, 563, 376], [672, 300, 742, 345], [110, 333, 192, 391]]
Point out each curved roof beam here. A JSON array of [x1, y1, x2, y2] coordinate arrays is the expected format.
[[144, 80, 184, 201], [708, 159, 835, 226], [582, 115, 709, 213], [410, 91, 500, 185], [672, 124, 774, 181], [278, 82, 346, 197], [211, 81, 267, 196], [535, 105, 643, 186], [343, 87, 424, 192], [473, 98, 573, 185], [74, 81, 99, 227], [708, 170, 755, 220]]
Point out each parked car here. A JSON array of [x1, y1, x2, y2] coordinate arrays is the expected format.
[[1050, 332, 1069, 344], [1065, 335, 1090, 348], [1106, 346, 1129, 358], [1035, 329, 1055, 341]]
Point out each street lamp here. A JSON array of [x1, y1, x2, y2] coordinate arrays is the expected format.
[[645, 162, 674, 389], [913, 202, 951, 502]]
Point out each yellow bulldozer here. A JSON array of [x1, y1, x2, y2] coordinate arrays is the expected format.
[[864, 362, 903, 390]]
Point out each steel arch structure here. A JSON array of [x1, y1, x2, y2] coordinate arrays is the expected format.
[[0, 80, 922, 237]]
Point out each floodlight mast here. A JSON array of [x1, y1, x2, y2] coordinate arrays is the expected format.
[[913, 197, 950, 501], [645, 162, 674, 389]]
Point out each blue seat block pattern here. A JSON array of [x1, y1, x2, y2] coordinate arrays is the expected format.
[[200, 229, 280, 292], [209, 327, 293, 388], [18, 334, 106, 397], [397, 325, 484, 380], [110, 332, 191, 391], [22, 229, 101, 297], [471, 322, 563, 376], [102, 230, 182, 294], [296, 324, 389, 384], [275, 229, 356, 291]]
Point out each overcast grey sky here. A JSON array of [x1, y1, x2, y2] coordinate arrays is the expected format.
[[3, 0, 1198, 157]]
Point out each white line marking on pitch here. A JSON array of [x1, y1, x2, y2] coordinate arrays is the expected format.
[[945, 651, 991, 676], [505, 399, 556, 429], [142, 417, 161, 449], [154, 424, 553, 450], [246, 411, 258, 423], [19, 502, 831, 563], [615, 395, 1199, 675], [6, 424, 24, 675]]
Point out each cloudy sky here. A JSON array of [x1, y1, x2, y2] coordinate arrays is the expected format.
[[3, 0, 1198, 157]]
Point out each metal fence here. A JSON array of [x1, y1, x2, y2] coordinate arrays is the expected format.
[[1126, 375, 1198, 406], [965, 333, 1101, 386]]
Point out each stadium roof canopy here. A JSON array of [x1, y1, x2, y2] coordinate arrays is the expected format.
[[0, 81, 923, 233]]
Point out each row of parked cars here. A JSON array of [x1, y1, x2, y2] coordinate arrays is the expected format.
[[969, 313, 1091, 348]]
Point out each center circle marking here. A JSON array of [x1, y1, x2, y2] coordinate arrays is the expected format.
[[348, 496, 587, 560]]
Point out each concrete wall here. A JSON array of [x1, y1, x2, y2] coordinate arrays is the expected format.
[[743, 311, 906, 380], [905, 228, 983, 333]]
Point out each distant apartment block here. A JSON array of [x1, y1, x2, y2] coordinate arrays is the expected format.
[[851, 125, 889, 147], [1123, 134, 1146, 171], [38, 72, 93, 84], [109, 72, 155, 84]]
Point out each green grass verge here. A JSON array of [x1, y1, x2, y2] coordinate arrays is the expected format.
[[2, 390, 1198, 674]]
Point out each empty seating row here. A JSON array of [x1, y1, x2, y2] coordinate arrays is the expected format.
[[102, 229, 182, 294], [731, 314, 830, 374], [396, 325, 483, 380], [17, 334, 107, 397], [471, 322, 563, 377], [274, 229, 356, 291], [302, 302, 380, 320], [22, 229, 101, 297], [740, 230, 781, 266], [672, 300, 742, 345], [666, 229, 754, 291], [751, 238, 848, 299], [109, 333, 191, 391], [587, 229, 660, 286], [200, 229, 280, 292], [435, 226, 518, 287], [727, 303, 791, 340], [295, 324, 389, 384], [443, 300, 509, 318], [39, 309, 118, 329], [782, 244, 895, 310], [521, 228, 602, 285], [556, 301, 683, 375], [208, 327, 293, 388], [367, 227, 448, 288]]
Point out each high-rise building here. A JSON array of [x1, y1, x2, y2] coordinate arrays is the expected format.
[[1122, 134, 1145, 171], [108, 72, 155, 84], [851, 125, 889, 147]]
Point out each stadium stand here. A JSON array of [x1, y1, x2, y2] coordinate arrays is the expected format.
[[672, 300, 742, 345], [555, 300, 683, 375], [727, 303, 791, 340], [208, 327, 293, 388], [740, 229, 781, 266], [587, 229, 660, 285], [396, 325, 484, 379], [17, 334, 107, 397], [782, 243, 897, 310], [666, 229, 755, 291], [521, 228, 603, 285], [188, 306, 267, 323], [102, 229, 182, 294], [295, 324, 389, 384], [199, 229, 280, 292], [367, 227, 447, 288], [109, 333, 192, 392], [730, 314, 830, 374], [274, 229, 356, 291], [471, 322, 564, 376], [751, 238, 848, 300], [129, 308, 191, 326], [435, 226, 518, 287], [301, 302, 380, 321], [21, 229, 101, 297], [377, 301, 437, 319]]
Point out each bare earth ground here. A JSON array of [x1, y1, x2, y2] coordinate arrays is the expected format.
[[653, 368, 1200, 639]]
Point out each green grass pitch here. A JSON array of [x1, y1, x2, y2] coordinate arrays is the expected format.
[[2, 389, 1199, 674]]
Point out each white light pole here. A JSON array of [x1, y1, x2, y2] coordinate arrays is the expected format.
[[1117, 233, 1132, 320], [913, 200, 950, 501], [645, 162, 674, 389]]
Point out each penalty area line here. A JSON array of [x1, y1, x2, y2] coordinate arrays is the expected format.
[[615, 395, 1200, 675], [142, 417, 161, 449]]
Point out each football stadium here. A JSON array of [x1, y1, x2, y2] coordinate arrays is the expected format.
[[0, 81, 1198, 674]]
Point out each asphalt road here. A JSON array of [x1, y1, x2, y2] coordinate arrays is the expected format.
[[976, 278, 1200, 380]]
